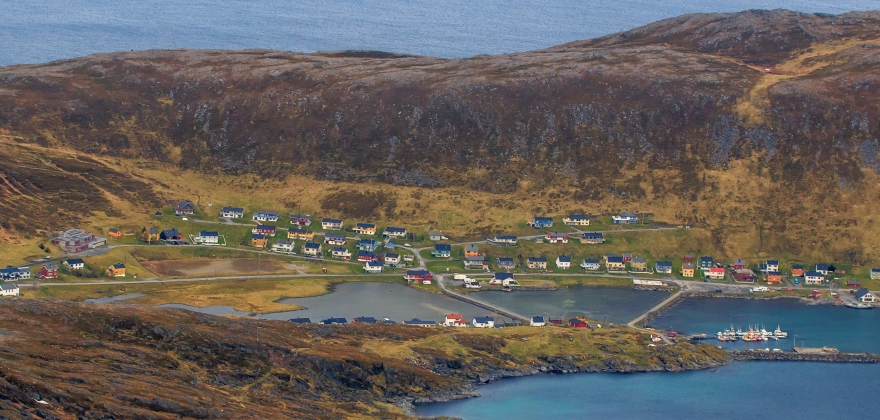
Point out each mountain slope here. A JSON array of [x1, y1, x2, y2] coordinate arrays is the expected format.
[[1, 10, 880, 264]]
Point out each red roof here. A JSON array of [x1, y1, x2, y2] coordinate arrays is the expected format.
[[446, 313, 464, 320]]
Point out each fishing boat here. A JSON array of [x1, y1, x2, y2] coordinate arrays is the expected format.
[[846, 302, 873, 309]]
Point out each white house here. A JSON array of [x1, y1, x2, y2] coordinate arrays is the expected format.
[[556, 255, 572, 269], [384, 253, 402, 266], [321, 218, 343, 230], [612, 212, 639, 224], [364, 261, 384, 273], [562, 215, 590, 226], [383, 227, 407, 238], [331, 247, 352, 260], [220, 207, 244, 218], [804, 271, 825, 285], [64, 259, 85, 271], [271, 239, 295, 253], [444, 313, 468, 327], [302, 242, 322, 256], [854, 288, 876, 303], [0, 266, 30, 282], [473, 316, 495, 328], [193, 230, 219, 245], [580, 259, 600, 271], [252, 210, 280, 222], [530, 316, 546, 327], [0, 283, 20, 297]]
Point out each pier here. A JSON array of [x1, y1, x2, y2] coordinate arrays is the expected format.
[[627, 288, 684, 328], [436, 275, 530, 322], [729, 349, 879, 363]]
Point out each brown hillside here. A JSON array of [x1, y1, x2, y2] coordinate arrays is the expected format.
[[1, 10, 880, 264]]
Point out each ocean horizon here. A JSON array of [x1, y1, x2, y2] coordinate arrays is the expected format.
[[1, 0, 877, 66]]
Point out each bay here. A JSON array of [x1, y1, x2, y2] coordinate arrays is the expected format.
[[2, 0, 877, 66], [418, 296, 880, 419]]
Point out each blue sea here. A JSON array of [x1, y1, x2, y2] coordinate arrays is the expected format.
[[0, 0, 877, 66], [418, 297, 880, 419]]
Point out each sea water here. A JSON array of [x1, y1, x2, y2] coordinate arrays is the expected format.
[[417, 297, 880, 419], [1, 0, 877, 66]]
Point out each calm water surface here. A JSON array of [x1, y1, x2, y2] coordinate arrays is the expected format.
[[473, 287, 670, 323], [418, 297, 880, 419], [2, 1, 876, 66]]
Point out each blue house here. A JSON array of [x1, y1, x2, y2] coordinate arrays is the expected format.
[[655, 261, 673, 274], [699, 256, 714, 270], [289, 317, 312, 323], [404, 318, 437, 327], [358, 239, 379, 251], [432, 243, 452, 258], [0, 266, 30, 281], [815, 263, 830, 275], [580, 232, 605, 244], [321, 317, 347, 325], [530, 216, 554, 228]]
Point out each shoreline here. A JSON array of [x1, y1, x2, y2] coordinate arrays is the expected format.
[[404, 348, 880, 415], [636, 292, 825, 328]]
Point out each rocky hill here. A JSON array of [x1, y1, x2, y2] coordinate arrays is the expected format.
[[1, 9, 880, 262], [0, 299, 725, 418]]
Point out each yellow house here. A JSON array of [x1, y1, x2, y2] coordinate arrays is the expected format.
[[354, 223, 377, 236], [288, 229, 315, 241], [106, 263, 126, 277], [251, 234, 268, 248], [123, 230, 135, 237], [143, 228, 160, 243], [681, 262, 695, 278], [108, 228, 121, 239]]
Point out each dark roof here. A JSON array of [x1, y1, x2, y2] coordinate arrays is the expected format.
[[406, 269, 430, 276], [816, 263, 829, 270], [252, 233, 266, 239], [359, 239, 378, 245], [474, 316, 494, 323], [618, 212, 638, 218], [161, 229, 181, 237], [498, 257, 514, 262], [256, 224, 276, 230], [434, 244, 452, 251], [356, 222, 376, 228], [527, 257, 547, 263], [222, 207, 244, 213], [108, 228, 119, 233], [111, 263, 125, 269], [532, 316, 545, 322], [366, 261, 384, 267], [289, 317, 311, 323], [582, 232, 604, 238], [289, 214, 311, 219], [354, 316, 377, 323], [0, 284, 19, 291], [700, 256, 713, 262], [465, 244, 479, 251], [304, 242, 320, 249], [404, 318, 436, 325], [655, 261, 672, 267], [792, 264, 804, 269], [358, 251, 376, 257], [494, 235, 517, 240], [631, 257, 646, 263], [199, 230, 219, 236], [567, 214, 589, 219], [805, 271, 824, 277], [558, 255, 571, 262], [767, 260, 779, 265], [583, 259, 600, 264], [494, 272, 514, 280], [385, 226, 406, 233], [325, 233, 346, 239], [322, 218, 343, 224], [255, 210, 279, 216], [607, 256, 624, 263], [854, 288, 873, 299], [332, 247, 348, 252], [321, 317, 347, 324], [66, 258, 85, 265], [176, 200, 194, 209], [385, 253, 400, 259]]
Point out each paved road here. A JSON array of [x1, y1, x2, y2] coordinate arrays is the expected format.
[[34, 272, 402, 287]]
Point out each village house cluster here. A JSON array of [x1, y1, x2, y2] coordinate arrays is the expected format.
[[286, 312, 597, 329]]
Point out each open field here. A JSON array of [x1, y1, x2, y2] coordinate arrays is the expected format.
[[23, 276, 404, 313]]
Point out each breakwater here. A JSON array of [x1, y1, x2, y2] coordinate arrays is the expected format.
[[729, 350, 880, 363]]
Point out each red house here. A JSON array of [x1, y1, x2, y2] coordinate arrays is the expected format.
[[548, 318, 563, 325], [733, 259, 746, 270], [622, 253, 633, 263], [404, 269, 433, 283], [37, 263, 59, 279], [684, 254, 694, 262], [568, 318, 589, 328], [252, 225, 277, 236]]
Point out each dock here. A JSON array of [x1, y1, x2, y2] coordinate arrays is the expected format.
[[437, 275, 530, 322], [729, 349, 879, 363]]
